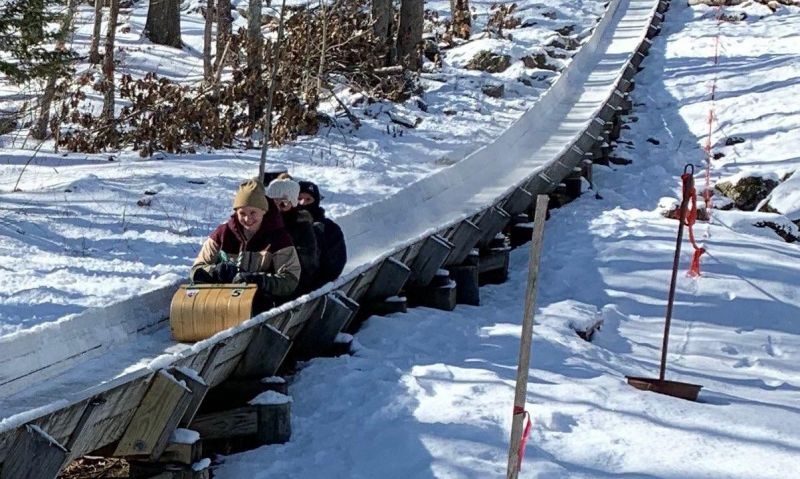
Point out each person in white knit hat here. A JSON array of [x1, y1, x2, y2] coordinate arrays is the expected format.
[[265, 177, 301, 213], [266, 176, 320, 296]]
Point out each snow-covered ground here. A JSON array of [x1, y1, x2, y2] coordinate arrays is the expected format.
[[0, 0, 605, 335], [213, 2, 800, 477]]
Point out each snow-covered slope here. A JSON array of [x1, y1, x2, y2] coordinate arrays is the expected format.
[[0, 0, 659, 427], [214, 3, 800, 477]]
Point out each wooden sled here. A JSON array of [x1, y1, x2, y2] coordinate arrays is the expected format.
[[170, 284, 257, 342]]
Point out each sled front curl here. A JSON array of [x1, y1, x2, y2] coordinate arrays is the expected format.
[[169, 284, 257, 342]]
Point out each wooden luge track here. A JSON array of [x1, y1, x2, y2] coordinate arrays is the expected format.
[[0, 0, 669, 475]]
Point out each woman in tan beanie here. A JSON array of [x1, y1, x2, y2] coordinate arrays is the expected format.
[[190, 179, 302, 305]]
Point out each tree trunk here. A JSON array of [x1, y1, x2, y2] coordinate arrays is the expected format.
[[258, 0, 288, 182], [145, 0, 182, 48], [89, 0, 104, 63], [215, 0, 232, 70], [451, 0, 471, 39], [246, 0, 262, 126], [102, 0, 120, 124], [371, 0, 391, 43], [396, 0, 423, 69], [32, 0, 78, 140], [203, 0, 214, 80]]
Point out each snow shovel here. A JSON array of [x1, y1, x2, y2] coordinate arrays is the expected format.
[[169, 283, 257, 342], [626, 164, 702, 401]]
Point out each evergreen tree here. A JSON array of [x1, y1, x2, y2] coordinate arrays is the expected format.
[[0, 0, 76, 83]]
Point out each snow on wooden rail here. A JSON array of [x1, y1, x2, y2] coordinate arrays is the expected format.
[[0, 0, 666, 471]]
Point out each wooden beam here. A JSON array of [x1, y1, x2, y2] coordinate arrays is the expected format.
[[476, 207, 511, 249], [363, 258, 412, 301], [64, 396, 106, 461], [1, 425, 68, 479], [408, 234, 452, 286], [334, 292, 361, 331], [233, 324, 291, 380], [292, 293, 355, 361], [113, 370, 192, 459], [170, 368, 208, 432], [444, 220, 483, 266], [501, 187, 533, 217], [178, 342, 225, 428], [190, 407, 257, 440]]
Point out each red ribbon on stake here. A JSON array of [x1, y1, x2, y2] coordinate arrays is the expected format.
[[513, 406, 533, 470], [680, 166, 706, 277]]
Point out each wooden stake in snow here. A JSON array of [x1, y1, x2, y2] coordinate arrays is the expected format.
[[506, 194, 548, 479]]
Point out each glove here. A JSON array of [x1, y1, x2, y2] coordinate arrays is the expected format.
[[233, 271, 266, 287], [212, 262, 239, 283]]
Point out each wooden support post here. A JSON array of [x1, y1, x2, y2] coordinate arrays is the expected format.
[[171, 368, 208, 431], [178, 342, 224, 428], [476, 207, 511, 250], [479, 246, 511, 285], [501, 187, 534, 217], [334, 292, 361, 332], [160, 429, 202, 465], [647, 23, 660, 40], [292, 293, 355, 360], [630, 51, 646, 69], [448, 265, 480, 306], [408, 270, 457, 311], [363, 257, 412, 301], [63, 395, 107, 461], [509, 214, 533, 249], [581, 159, 593, 187], [574, 130, 601, 155], [113, 369, 193, 460], [657, 0, 669, 13], [408, 235, 452, 286], [251, 393, 292, 445], [233, 324, 291, 380], [1, 425, 68, 479], [365, 296, 408, 316], [444, 220, 483, 266], [506, 195, 548, 479], [564, 167, 583, 199]]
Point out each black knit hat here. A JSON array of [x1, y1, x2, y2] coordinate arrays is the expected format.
[[298, 180, 323, 205]]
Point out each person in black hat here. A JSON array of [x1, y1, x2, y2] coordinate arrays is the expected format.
[[298, 180, 347, 288]]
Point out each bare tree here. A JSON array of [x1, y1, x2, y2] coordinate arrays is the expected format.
[[371, 0, 391, 44], [101, 0, 120, 124], [451, 0, 471, 39], [216, 0, 232, 70], [32, 0, 78, 140], [203, 0, 215, 80], [246, 0, 263, 128], [258, 0, 288, 181], [145, 0, 182, 48], [396, 0, 423, 69], [89, 0, 104, 63]]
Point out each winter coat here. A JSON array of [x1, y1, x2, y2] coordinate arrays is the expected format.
[[302, 204, 347, 288], [281, 208, 320, 296], [191, 199, 301, 299]]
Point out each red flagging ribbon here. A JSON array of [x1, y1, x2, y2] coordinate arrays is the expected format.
[[513, 406, 533, 470], [681, 173, 706, 277]]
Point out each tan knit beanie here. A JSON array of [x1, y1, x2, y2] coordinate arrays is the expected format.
[[266, 178, 300, 208], [233, 179, 269, 211]]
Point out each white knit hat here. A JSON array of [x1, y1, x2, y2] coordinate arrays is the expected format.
[[266, 178, 300, 208]]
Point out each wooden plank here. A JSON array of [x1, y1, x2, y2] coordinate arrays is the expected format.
[[204, 330, 255, 388], [476, 207, 511, 249], [177, 342, 224, 428], [113, 370, 192, 458], [282, 297, 323, 339], [168, 368, 208, 435], [408, 235, 452, 286], [0, 425, 67, 479], [335, 292, 361, 331], [292, 294, 355, 361], [232, 325, 292, 380], [160, 437, 202, 465], [190, 407, 257, 440], [501, 187, 533, 217], [444, 220, 483, 266], [363, 258, 412, 301], [345, 264, 382, 304], [63, 396, 106, 461]]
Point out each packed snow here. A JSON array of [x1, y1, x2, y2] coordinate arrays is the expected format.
[[0, 0, 797, 476], [212, 2, 800, 478]]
